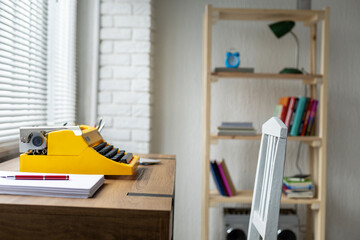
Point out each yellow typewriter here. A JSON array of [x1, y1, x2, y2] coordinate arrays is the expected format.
[[19, 125, 139, 175]]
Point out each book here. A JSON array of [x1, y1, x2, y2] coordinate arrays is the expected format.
[[0, 171, 105, 198], [214, 67, 254, 73], [282, 185, 314, 198], [282, 184, 312, 193], [220, 122, 253, 128], [217, 160, 232, 197], [283, 182, 312, 190], [217, 126, 254, 131], [301, 99, 314, 136], [297, 97, 311, 135], [217, 130, 256, 136], [279, 107, 287, 123], [279, 96, 290, 106], [218, 159, 236, 196], [210, 161, 226, 196], [283, 176, 312, 189], [288, 97, 299, 132], [273, 104, 283, 119], [218, 122, 255, 133], [305, 100, 318, 136], [284, 97, 296, 127], [286, 174, 310, 181], [278, 97, 290, 123], [290, 96, 307, 136], [217, 122, 256, 136], [283, 176, 312, 183]]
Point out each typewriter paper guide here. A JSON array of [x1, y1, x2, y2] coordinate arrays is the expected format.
[[20, 125, 139, 176]]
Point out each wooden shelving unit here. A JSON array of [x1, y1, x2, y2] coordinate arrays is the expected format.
[[202, 5, 329, 240]]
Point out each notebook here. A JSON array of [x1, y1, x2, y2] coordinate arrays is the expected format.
[[0, 171, 105, 198]]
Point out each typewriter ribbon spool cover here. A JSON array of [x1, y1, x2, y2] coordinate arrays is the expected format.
[[19, 125, 139, 175]]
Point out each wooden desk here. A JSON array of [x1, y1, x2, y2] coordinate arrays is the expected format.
[[0, 153, 175, 240]]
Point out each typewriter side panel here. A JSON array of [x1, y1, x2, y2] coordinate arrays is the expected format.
[[47, 130, 89, 156], [20, 153, 139, 175], [20, 155, 79, 174]]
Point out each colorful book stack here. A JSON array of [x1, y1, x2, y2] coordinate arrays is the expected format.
[[282, 175, 314, 199], [217, 122, 256, 136], [273, 96, 318, 136], [210, 159, 236, 197]]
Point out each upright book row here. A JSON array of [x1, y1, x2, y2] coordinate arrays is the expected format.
[[273, 96, 318, 136]]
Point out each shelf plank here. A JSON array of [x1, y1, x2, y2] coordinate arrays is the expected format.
[[213, 8, 325, 24], [209, 190, 320, 205], [211, 134, 321, 145], [211, 72, 323, 84]]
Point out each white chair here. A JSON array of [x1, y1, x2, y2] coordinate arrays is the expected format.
[[248, 117, 288, 240]]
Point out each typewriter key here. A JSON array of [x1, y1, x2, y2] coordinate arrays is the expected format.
[[120, 153, 133, 164], [105, 148, 118, 159], [99, 145, 113, 155], [93, 142, 107, 151], [111, 150, 125, 162]]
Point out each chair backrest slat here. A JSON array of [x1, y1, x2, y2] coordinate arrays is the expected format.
[[248, 117, 287, 240]]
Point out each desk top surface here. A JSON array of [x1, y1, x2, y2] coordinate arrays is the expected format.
[[0, 153, 176, 213]]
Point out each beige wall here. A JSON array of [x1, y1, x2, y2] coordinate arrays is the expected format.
[[152, 0, 360, 239]]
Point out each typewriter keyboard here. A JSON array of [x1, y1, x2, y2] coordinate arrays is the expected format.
[[93, 142, 133, 164]]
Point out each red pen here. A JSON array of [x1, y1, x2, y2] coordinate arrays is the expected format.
[[0, 175, 70, 180]]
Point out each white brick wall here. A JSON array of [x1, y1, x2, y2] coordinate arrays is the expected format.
[[98, 0, 153, 154]]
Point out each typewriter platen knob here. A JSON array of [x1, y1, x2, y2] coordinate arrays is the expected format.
[[32, 136, 44, 147]]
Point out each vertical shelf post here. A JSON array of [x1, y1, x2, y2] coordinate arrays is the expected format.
[[306, 21, 317, 240], [201, 4, 212, 240], [315, 7, 329, 240], [309, 23, 318, 98]]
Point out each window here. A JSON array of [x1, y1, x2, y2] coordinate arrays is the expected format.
[[0, 0, 77, 151], [47, 0, 77, 125]]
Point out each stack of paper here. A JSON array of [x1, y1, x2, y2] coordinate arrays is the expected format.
[[0, 171, 105, 198]]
